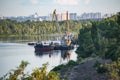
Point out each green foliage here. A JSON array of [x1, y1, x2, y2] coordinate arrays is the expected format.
[[93, 61, 101, 68], [67, 60, 78, 66], [105, 60, 120, 80], [77, 57, 84, 62], [105, 44, 120, 61], [76, 12, 120, 61], [76, 22, 95, 58], [0, 20, 82, 36], [52, 64, 66, 71], [76, 12, 120, 79], [93, 61, 108, 74], [1, 61, 59, 80], [4, 61, 29, 80], [19, 61, 29, 69], [52, 60, 78, 72]]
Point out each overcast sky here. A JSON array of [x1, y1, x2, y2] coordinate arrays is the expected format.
[[0, 0, 120, 17]]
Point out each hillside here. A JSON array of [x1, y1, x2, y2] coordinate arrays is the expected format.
[[58, 58, 111, 80]]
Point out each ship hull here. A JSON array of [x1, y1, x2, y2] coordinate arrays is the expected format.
[[34, 46, 54, 52]]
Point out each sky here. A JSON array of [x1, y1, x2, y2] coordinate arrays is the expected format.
[[0, 0, 120, 17]]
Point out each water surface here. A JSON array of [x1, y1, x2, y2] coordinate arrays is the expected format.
[[0, 42, 77, 77]]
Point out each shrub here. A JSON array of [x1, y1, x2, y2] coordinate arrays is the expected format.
[[52, 64, 66, 71], [67, 60, 78, 66], [93, 61, 108, 74]]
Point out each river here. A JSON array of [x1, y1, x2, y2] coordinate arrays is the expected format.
[[0, 41, 77, 77]]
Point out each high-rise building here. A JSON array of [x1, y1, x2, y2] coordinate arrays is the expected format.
[[61, 13, 69, 21], [56, 14, 62, 21], [102, 13, 113, 18], [79, 12, 101, 20], [69, 13, 77, 20]]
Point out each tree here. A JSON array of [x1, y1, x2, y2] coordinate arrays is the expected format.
[[1, 61, 59, 80], [76, 23, 95, 58]]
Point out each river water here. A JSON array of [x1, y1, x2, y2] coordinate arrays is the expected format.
[[0, 41, 77, 77]]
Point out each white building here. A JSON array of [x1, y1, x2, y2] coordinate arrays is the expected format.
[[79, 12, 101, 20]]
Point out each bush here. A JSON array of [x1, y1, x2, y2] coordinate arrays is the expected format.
[[52, 60, 78, 72], [52, 64, 66, 71], [67, 60, 78, 66], [105, 60, 120, 80], [77, 57, 84, 62], [96, 65, 108, 74], [93, 61, 108, 74]]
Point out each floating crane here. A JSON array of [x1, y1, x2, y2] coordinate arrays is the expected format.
[[34, 9, 74, 52], [52, 9, 72, 46]]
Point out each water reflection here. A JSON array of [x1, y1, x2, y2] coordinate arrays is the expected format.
[[35, 50, 75, 64], [35, 50, 60, 58], [0, 34, 78, 43], [0, 35, 62, 43]]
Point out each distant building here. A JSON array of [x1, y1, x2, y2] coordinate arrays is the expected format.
[[69, 13, 77, 20], [0, 16, 3, 19], [1, 12, 113, 22], [50, 12, 69, 21], [102, 13, 113, 18], [56, 14, 62, 21], [61, 13, 69, 21], [79, 12, 101, 20]]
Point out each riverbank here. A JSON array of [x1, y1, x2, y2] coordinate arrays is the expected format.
[[53, 57, 112, 80]]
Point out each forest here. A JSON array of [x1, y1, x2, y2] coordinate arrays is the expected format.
[[76, 12, 120, 80], [0, 19, 82, 36], [77, 12, 120, 60]]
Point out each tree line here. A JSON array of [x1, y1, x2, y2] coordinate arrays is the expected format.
[[76, 12, 120, 80], [0, 20, 82, 36]]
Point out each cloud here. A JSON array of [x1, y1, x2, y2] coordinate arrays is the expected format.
[[54, 0, 78, 5], [30, 0, 38, 4], [85, 0, 90, 5]]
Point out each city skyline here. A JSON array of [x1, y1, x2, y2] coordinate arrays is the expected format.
[[0, 0, 120, 17]]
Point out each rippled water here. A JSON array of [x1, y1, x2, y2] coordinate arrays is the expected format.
[[0, 42, 77, 77]]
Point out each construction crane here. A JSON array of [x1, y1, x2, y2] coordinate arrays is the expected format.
[[52, 9, 57, 21], [52, 9, 61, 40]]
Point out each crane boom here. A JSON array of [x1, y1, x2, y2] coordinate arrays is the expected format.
[[52, 9, 57, 21], [52, 9, 61, 40], [66, 11, 69, 35]]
